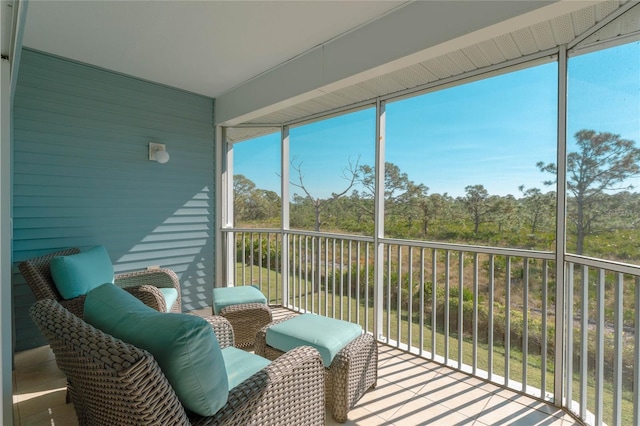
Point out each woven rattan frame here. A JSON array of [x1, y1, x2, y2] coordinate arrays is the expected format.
[[255, 315, 378, 423], [18, 248, 181, 317], [30, 299, 326, 426], [219, 303, 272, 348]]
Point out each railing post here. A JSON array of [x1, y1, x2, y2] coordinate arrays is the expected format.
[[634, 276, 640, 426]]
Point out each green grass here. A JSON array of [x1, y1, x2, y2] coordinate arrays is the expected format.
[[236, 262, 634, 425]]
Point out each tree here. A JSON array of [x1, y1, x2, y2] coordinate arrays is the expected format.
[[233, 174, 256, 223], [518, 185, 555, 235], [290, 157, 360, 232], [418, 193, 450, 237], [461, 184, 491, 234], [538, 130, 640, 254], [358, 162, 428, 236], [491, 194, 517, 235], [233, 174, 281, 224]]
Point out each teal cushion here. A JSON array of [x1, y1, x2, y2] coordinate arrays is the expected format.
[[266, 313, 363, 367], [84, 284, 228, 417], [50, 245, 114, 300], [221, 347, 270, 390], [212, 286, 267, 315], [159, 287, 179, 312]]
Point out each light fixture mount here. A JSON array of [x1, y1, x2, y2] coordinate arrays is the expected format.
[[149, 142, 170, 164]]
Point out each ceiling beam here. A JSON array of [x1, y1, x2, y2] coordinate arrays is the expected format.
[[215, 0, 596, 126]]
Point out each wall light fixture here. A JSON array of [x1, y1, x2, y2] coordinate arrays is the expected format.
[[149, 142, 170, 164]]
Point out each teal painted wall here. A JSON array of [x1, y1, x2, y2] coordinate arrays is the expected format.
[[12, 50, 216, 351]]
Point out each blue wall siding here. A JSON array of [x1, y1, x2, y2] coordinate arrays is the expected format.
[[12, 50, 216, 351]]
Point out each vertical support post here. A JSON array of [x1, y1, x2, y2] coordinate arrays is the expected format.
[[373, 99, 385, 340], [1, 53, 14, 426], [554, 44, 568, 406], [220, 127, 236, 287], [281, 125, 290, 306]]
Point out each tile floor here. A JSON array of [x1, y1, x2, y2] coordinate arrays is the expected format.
[[13, 307, 583, 425]]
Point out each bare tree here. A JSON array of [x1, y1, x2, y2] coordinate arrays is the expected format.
[[290, 156, 360, 232]]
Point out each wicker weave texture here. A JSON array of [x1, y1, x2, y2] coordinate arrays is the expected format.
[[256, 317, 378, 423], [31, 299, 190, 426], [199, 315, 235, 349], [30, 299, 326, 426], [18, 248, 83, 316], [116, 268, 182, 313], [219, 303, 272, 347], [18, 248, 182, 317]]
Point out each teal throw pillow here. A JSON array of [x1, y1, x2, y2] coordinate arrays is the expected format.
[[50, 245, 114, 300], [84, 283, 229, 416]]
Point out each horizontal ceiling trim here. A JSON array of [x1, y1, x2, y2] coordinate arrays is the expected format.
[[234, 47, 558, 132], [379, 47, 559, 104]]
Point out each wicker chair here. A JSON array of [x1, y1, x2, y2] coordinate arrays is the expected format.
[[18, 248, 182, 317], [30, 299, 326, 426]]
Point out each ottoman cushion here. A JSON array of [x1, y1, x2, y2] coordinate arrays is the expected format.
[[213, 286, 267, 314], [266, 313, 362, 367]]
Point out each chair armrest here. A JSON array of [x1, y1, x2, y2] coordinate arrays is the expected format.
[[115, 268, 181, 312], [198, 315, 235, 349], [122, 285, 167, 312], [59, 295, 87, 319], [115, 268, 180, 290], [191, 346, 325, 426]]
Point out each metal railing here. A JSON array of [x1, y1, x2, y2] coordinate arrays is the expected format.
[[225, 228, 640, 426], [565, 255, 640, 426]]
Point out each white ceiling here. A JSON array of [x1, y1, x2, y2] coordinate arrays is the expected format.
[[19, 0, 639, 136], [22, 0, 407, 98]]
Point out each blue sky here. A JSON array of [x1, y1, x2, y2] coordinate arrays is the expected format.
[[234, 42, 639, 199]]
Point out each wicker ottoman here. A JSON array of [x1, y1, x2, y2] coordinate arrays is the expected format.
[[255, 314, 378, 423], [212, 286, 272, 348]]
